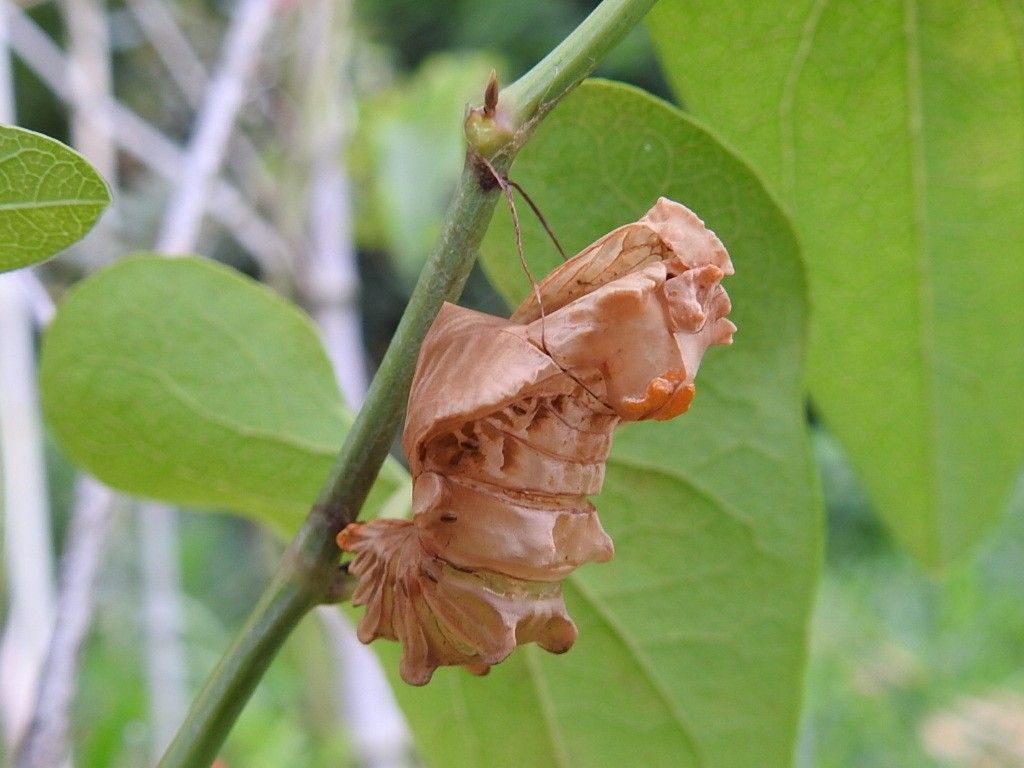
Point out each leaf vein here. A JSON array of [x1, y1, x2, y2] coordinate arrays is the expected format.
[[607, 452, 772, 555], [563, 577, 704, 766], [903, 0, 943, 557], [522, 647, 573, 768], [779, 0, 830, 202]]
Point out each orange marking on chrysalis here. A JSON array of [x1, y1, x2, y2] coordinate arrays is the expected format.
[[662, 367, 688, 384], [653, 383, 695, 421], [620, 367, 690, 418]]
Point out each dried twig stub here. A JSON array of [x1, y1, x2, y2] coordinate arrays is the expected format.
[[339, 198, 736, 685]]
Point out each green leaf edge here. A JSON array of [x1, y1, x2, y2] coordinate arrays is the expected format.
[[475, 78, 825, 768], [39, 252, 408, 532], [0, 124, 113, 272]]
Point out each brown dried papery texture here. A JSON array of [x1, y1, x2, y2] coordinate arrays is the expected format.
[[338, 198, 736, 685]]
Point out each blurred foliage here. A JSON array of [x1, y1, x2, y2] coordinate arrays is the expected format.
[[814, 427, 885, 564], [5, 0, 1024, 765], [356, 0, 669, 97], [10, 5, 66, 139], [71, 510, 353, 767], [351, 53, 502, 290], [358, 0, 582, 73], [803, 459, 1024, 767]]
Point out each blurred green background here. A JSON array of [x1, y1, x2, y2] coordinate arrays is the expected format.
[[6, 0, 1024, 765]]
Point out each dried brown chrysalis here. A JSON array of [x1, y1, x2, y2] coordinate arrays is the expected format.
[[338, 198, 735, 685]]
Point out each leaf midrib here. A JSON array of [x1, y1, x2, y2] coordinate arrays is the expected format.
[[780, 0, 944, 561], [563, 576, 703, 765], [0, 199, 108, 211], [73, 352, 342, 456], [778, 0, 830, 203], [902, 0, 944, 561], [607, 451, 768, 552], [487, 457, 717, 767], [522, 647, 573, 768]]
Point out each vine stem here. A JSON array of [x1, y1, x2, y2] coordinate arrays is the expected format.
[[156, 0, 657, 765]]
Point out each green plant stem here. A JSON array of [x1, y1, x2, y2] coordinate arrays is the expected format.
[[296, 161, 508, 575], [154, 574, 316, 767], [157, 1, 658, 764], [501, 0, 658, 126], [155, 159, 502, 768]]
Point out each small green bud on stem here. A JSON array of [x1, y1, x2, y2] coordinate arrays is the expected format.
[[465, 71, 515, 157]]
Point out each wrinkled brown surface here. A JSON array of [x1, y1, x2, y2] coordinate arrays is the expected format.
[[338, 198, 736, 685]]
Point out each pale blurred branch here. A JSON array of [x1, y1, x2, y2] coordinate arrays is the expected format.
[[17, 271, 54, 328], [141, 0, 282, 756], [314, 608, 412, 768], [297, 1, 410, 762], [0, 0, 293, 277], [124, 0, 207, 105], [4, 270, 113, 768], [137, 501, 189, 759], [14, 479, 116, 768], [298, 0, 367, 405], [124, 0, 277, 207], [156, 0, 278, 254], [0, 275, 57, 753], [0, 21, 58, 756], [60, 0, 116, 184]]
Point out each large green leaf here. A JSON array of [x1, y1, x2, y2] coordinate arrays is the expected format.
[[374, 80, 821, 768], [649, 1, 1024, 568], [40, 255, 407, 535], [0, 125, 110, 272]]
